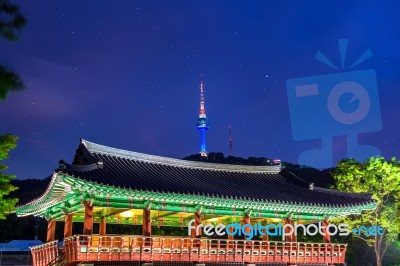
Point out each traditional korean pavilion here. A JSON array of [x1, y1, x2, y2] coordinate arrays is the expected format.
[[16, 139, 376, 266]]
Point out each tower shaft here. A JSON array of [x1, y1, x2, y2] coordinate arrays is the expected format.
[[200, 129, 206, 154], [197, 80, 209, 157]]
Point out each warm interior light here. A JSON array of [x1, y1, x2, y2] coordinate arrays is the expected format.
[[269, 218, 283, 223], [120, 210, 134, 218]]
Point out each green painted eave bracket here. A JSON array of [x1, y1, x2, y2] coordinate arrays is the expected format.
[[16, 173, 377, 221]]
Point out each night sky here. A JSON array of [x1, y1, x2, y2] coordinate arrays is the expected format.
[[1, 1, 400, 179]]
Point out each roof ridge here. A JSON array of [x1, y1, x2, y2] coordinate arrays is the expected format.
[[280, 169, 310, 187], [313, 186, 373, 200], [62, 162, 101, 172], [81, 139, 281, 173]]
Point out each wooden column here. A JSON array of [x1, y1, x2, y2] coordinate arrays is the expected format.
[[191, 210, 202, 238], [142, 206, 151, 236], [262, 220, 269, 241], [228, 226, 234, 240], [46, 219, 56, 242], [322, 218, 331, 243], [83, 201, 94, 235], [99, 216, 107, 235], [284, 218, 297, 242], [63, 214, 73, 238], [243, 213, 251, 240]]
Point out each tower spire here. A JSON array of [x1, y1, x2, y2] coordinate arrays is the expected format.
[[197, 79, 209, 157], [199, 80, 205, 115]]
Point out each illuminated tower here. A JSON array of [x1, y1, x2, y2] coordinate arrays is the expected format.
[[197, 80, 209, 157]]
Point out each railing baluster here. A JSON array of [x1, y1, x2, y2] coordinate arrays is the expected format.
[[170, 237, 174, 262], [180, 237, 184, 262], [120, 236, 123, 260], [140, 237, 143, 262], [85, 236, 89, 262], [223, 239, 227, 262], [325, 243, 328, 263], [150, 237, 153, 262], [76, 236, 80, 262], [161, 237, 165, 262], [129, 236, 133, 260], [231, 240, 237, 262], [318, 243, 322, 263], [189, 237, 192, 262]]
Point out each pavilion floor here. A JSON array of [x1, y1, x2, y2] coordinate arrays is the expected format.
[[30, 235, 346, 266]]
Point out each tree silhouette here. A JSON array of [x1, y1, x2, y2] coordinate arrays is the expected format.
[[0, 1, 26, 218], [0, 65, 24, 99], [0, 0, 26, 41], [0, 134, 18, 219], [0, 0, 26, 100], [332, 157, 400, 266]]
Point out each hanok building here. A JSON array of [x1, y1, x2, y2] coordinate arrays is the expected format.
[[16, 139, 375, 266]]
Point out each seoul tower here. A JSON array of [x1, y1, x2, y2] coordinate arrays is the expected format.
[[197, 79, 209, 157]]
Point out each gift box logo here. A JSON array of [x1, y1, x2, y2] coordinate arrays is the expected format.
[[286, 39, 382, 168]]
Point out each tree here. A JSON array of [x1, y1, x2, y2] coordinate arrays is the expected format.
[[0, 134, 18, 219], [0, 0, 26, 40], [0, 0, 25, 220], [0, 65, 24, 99], [332, 157, 400, 266], [0, 0, 26, 99]]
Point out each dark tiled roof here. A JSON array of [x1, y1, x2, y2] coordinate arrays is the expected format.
[[61, 139, 372, 207]]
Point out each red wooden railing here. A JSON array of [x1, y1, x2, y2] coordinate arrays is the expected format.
[[30, 240, 59, 266], [31, 235, 347, 265]]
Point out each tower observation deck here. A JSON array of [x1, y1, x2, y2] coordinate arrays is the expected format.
[[197, 80, 209, 157]]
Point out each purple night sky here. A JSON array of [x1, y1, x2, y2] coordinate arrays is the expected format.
[[1, 1, 400, 179]]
